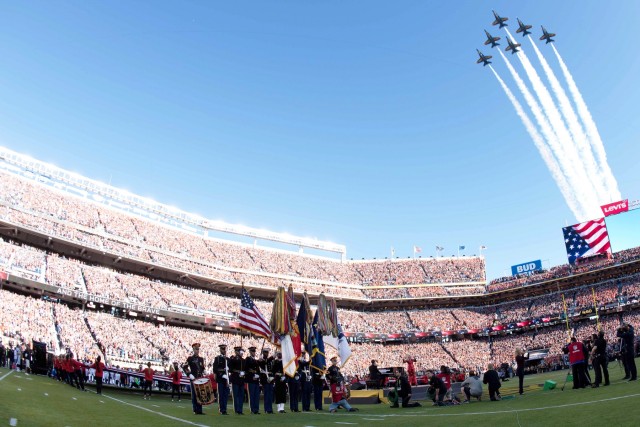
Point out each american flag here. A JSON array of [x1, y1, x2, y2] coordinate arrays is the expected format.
[[239, 288, 272, 340], [413, 245, 422, 253], [563, 218, 611, 264]]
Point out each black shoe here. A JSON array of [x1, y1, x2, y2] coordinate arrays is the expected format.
[[348, 408, 359, 412], [628, 378, 637, 382], [390, 404, 399, 408], [252, 412, 260, 415], [622, 377, 630, 380], [604, 383, 610, 386], [265, 411, 273, 414]]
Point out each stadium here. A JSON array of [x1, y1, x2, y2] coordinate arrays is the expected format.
[[1, 146, 639, 426], [2, 3, 640, 427]]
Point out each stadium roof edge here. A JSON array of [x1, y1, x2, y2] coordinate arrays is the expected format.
[[0, 146, 347, 254]]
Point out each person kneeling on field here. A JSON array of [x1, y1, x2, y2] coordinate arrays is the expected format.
[[390, 371, 421, 408], [329, 376, 358, 413], [461, 370, 483, 403]]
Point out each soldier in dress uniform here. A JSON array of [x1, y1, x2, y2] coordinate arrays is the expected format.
[[298, 352, 313, 412], [259, 348, 275, 414], [229, 346, 246, 415], [288, 356, 301, 413], [311, 367, 325, 411], [272, 351, 287, 413], [213, 344, 230, 415], [327, 356, 341, 384], [182, 343, 205, 415], [246, 346, 261, 414]]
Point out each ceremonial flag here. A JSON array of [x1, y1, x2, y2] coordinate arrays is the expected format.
[[287, 285, 302, 362], [323, 323, 352, 368], [297, 292, 317, 356], [239, 288, 272, 340], [270, 287, 297, 377], [310, 311, 326, 373], [435, 245, 444, 251], [413, 245, 422, 254], [459, 245, 465, 250], [562, 218, 611, 264]]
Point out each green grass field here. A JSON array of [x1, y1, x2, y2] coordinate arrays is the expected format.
[[1, 362, 640, 427]]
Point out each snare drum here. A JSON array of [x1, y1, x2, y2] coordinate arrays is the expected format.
[[193, 377, 215, 405]]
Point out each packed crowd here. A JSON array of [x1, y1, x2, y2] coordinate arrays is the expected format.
[[0, 170, 486, 300], [2, 286, 639, 379], [2, 235, 640, 336], [487, 246, 640, 293]]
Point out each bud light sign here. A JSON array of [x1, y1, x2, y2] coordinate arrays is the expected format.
[[511, 260, 542, 276]]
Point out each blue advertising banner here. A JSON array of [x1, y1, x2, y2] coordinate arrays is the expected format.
[[511, 259, 542, 276]]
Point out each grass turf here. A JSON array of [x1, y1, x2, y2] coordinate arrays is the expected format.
[[1, 361, 639, 427]]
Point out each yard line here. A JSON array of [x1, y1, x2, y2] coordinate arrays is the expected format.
[[101, 394, 209, 427], [9, 418, 17, 426], [0, 370, 14, 382]]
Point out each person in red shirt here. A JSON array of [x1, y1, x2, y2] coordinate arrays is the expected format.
[[89, 356, 106, 395], [403, 357, 417, 386], [72, 357, 86, 391], [565, 337, 588, 389], [170, 362, 182, 402], [141, 362, 155, 400], [329, 380, 358, 413]]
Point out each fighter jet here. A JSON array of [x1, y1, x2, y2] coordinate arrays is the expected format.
[[539, 26, 556, 43], [492, 10, 508, 28], [476, 49, 493, 66], [516, 18, 532, 36], [483, 30, 501, 48], [505, 36, 521, 54]]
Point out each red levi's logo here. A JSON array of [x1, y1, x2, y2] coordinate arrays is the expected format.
[[601, 199, 628, 217]]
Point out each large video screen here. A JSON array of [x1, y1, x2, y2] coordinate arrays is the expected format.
[[605, 208, 640, 252]]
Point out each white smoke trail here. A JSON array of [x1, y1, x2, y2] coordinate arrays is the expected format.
[[489, 65, 583, 219], [551, 44, 621, 202], [505, 29, 602, 218], [498, 48, 588, 219], [527, 36, 606, 203]]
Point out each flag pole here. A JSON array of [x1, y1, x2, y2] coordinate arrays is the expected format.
[[591, 287, 600, 332], [561, 293, 571, 341]]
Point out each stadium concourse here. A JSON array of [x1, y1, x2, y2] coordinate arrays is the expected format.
[[0, 156, 640, 382]]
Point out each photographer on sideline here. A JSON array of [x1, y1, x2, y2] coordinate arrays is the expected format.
[[617, 323, 637, 381], [590, 332, 610, 387]]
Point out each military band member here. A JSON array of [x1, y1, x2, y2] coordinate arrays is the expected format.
[[327, 356, 341, 384], [246, 346, 261, 414], [298, 352, 312, 412], [272, 351, 287, 413], [259, 348, 275, 414], [183, 343, 205, 415], [213, 344, 230, 415], [229, 346, 246, 415]]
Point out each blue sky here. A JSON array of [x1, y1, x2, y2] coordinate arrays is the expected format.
[[0, 1, 639, 280]]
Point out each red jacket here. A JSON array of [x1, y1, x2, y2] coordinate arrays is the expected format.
[[171, 370, 183, 385], [330, 382, 346, 403], [568, 342, 585, 365], [143, 367, 155, 381], [437, 373, 452, 390], [91, 362, 105, 378]]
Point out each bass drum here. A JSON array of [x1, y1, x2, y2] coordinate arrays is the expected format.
[[193, 377, 215, 405]]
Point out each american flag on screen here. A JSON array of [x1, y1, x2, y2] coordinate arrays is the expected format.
[[563, 218, 611, 264], [239, 288, 272, 340]]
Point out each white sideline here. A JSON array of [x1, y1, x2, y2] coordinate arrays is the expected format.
[[326, 392, 640, 418], [0, 370, 14, 382], [101, 394, 209, 427]]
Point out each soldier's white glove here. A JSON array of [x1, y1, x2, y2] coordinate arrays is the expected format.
[[239, 371, 245, 377], [267, 378, 274, 383], [189, 374, 195, 381], [280, 377, 286, 382], [294, 375, 299, 381], [321, 375, 326, 380], [254, 374, 260, 380], [222, 375, 228, 380]]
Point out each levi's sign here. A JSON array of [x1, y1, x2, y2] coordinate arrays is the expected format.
[[601, 199, 628, 217], [511, 259, 542, 276]]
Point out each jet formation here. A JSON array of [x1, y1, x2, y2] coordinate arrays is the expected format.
[[477, 11, 556, 64]]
